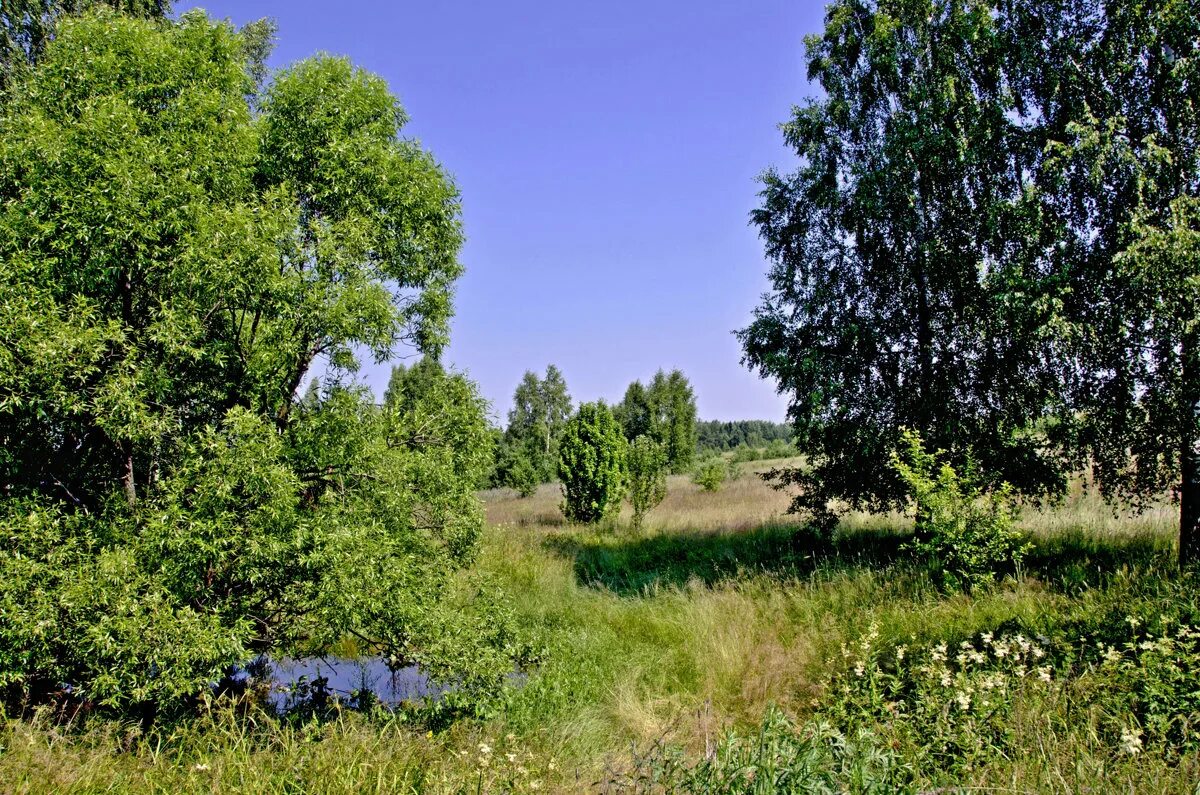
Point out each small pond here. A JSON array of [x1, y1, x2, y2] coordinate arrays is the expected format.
[[249, 657, 444, 711]]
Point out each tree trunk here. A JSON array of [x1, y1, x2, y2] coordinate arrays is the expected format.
[[121, 442, 137, 508], [1181, 334, 1200, 566]]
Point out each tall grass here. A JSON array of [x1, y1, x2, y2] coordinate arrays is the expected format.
[[3, 460, 1193, 793]]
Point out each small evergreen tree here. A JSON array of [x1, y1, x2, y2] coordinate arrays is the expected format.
[[626, 435, 667, 531], [558, 402, 626, 524]]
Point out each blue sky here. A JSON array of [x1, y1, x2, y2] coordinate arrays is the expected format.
[[179, 1, 824, 422]]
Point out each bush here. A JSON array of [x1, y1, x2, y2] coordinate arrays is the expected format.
[[692, 458, 728, 492], [891, 430, 1030, 591], [626, 435, 667, 531], [557, 402, 626, 524]]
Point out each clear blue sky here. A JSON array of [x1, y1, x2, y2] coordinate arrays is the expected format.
[[179, 1, 823, 422]]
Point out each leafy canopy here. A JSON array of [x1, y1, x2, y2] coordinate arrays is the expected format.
[[0, 10, 520, 719]]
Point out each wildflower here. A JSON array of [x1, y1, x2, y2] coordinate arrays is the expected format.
[[1037, 667, 1052, 683], [896, 645, 907, 662], [531, 782, 542, 791], [193, 763, 210, 772], [548, 760, 558, 772], [982, 631, 994, 645], [931, 642, 948, 662], [479, 743, 492, 755], [854, 661, 865, 677], [955, 691, 971, 710], [1032, 646, 1045, 659], [1119, 727, 1143, 755], [1104, 647, 1122, 664], [1139, 640, 1157, 651], [506, 753, 517, 763], [1125, 616, 1141, 629], [940, 670, 952, 687]]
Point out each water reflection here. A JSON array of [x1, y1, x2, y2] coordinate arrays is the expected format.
[[264, 656, 443, 711]]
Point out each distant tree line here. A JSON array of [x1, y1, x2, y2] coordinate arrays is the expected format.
[[696, 420, 793, 453]]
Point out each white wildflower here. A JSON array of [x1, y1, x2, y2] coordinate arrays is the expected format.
[[1119, 727, 1143, 756]]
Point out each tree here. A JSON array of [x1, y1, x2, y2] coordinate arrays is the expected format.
[[626, 435, 667, 531], [0, 11, 521, 718], [1, 0, 171, 89], [558, 402, 626, 524], [739, 0, 1070, 527], [615, 381, 652, 440], [383, 357, 446, 410], [617, 369, 698, 474], [1012, 0, 1200, 563], [506, 364, 572, 482]]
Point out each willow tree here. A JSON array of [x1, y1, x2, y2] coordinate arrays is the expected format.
[[0, 10, 520, 718], [740, 0, 1068, 526]]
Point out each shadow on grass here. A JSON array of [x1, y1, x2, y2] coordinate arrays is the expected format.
[[545, 521, 1179, 597], [1024, 529, 1175, 594], [543, 523, 910, 595]]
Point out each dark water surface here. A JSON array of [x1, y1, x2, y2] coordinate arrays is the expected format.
[[266, 656, 442, 710]]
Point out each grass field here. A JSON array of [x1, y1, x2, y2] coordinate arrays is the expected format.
[[3, 460, 1197, 793]]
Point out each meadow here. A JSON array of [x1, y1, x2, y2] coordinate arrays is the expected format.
[[3, 459, 1197, 793]]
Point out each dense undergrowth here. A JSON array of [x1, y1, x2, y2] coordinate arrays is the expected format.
[[2, 467, 1197, 793]]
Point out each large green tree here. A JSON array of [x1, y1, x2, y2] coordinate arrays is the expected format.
[[505, 364, 572, 482], [0, 10, 520, 718], [616, 369, 697, 474], [740, 0, 1070, 526]]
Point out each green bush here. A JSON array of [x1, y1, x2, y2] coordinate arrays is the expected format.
[[557, 402, 626, 524], [692, 458, 728, 492], [891, 430, 1030, 591], [626, 435, 667, 531]]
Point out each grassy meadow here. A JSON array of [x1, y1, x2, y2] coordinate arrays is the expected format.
[[3, 459, 1198, 793]]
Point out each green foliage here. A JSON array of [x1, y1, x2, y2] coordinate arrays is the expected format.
[[729, 440, 798, 463], [557, 402, 626, 524], [615, 369, 697, 474], [1, 0, 171, 89], [0, 10, 518, 721], [625, 435, 667, 531], [691, 457, 728, 493], [697, 420, 794, 454], [740, 0, 1073, 528], [891, 430, 1030, 591], [616, 707, 904, 793], [505, 365, 572, 484]]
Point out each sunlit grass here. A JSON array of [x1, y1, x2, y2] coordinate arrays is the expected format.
[[3, 458, 1191, 793]]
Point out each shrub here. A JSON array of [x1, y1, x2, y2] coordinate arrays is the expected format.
[[626, 435, 667, 531], [558, 402, 626, 524], [692, 457, 728, 492], [891, 430, 1030, 591]]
